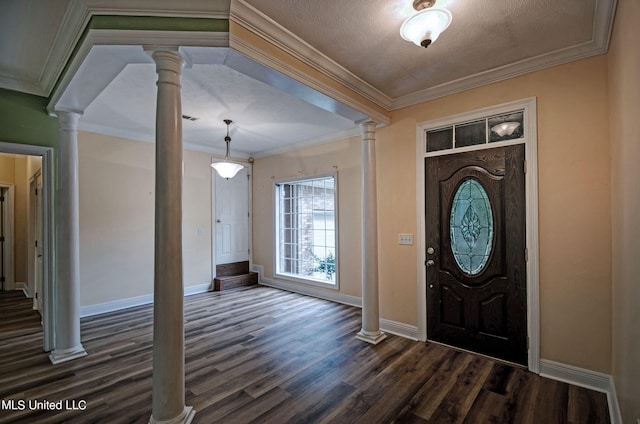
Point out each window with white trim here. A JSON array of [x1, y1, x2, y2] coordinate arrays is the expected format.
[[275, 174, 338, 286]]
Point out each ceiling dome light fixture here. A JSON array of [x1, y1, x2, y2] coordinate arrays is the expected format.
[[400, 0, 452, 48], [211, 119, 244, 180]]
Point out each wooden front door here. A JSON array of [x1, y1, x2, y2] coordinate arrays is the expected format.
[[426, 144, 527, 365]]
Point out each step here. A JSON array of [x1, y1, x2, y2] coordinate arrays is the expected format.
[[216, 261, 250, 277], [213, 272, 259, 291]]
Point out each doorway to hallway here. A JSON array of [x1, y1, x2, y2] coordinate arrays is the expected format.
[[0, 142, 54, 352]]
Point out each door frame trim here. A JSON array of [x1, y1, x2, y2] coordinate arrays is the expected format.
[[415, 97, 540, 373]]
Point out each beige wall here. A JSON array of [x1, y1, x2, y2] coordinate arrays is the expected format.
[[608, 0, 640, 421], [0, 154, 16, 182], [27, 155, 42, 179], [78, 132, 212, 307], [253, 55, 612, 373]]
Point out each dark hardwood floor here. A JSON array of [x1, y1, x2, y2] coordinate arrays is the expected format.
[[0, 287, 610, 423]]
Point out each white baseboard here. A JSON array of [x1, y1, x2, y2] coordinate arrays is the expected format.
[[539, 359, 621, 424], [15, 282, 31, 297], [380, 318, 419, 340], [253, 264, 419, 341], [253, 264, 362, 307], [80, 283, 210, 317]]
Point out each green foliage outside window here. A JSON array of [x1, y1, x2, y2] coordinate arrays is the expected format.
[[313, 252, 335, 280]]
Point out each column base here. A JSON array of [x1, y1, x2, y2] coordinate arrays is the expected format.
[[49, 344, 87, 364], [149, 406, 195, 424], [356, 329, 387, 345]]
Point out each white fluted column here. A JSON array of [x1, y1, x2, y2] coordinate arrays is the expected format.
[[148, 48, 195, 424], [356, 120, 386, 345], [49, 110, 87, 365]]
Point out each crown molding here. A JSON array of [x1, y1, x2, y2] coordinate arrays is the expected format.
[[15, 0, 93, 97], [391, 40, 614, 109], [0, 77, 46, 97], [230, 0, 393, 112], [78, 0, 230, 19]]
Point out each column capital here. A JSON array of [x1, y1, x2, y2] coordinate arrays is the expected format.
[[54, 109, 82, 130], [359, 119, 378, 132], [359, 120, 378, 145], [144, 47, 185, 73]]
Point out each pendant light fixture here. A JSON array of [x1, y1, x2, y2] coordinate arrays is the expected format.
[[400, 0, 452, 48], [211, 119, 244, 180]]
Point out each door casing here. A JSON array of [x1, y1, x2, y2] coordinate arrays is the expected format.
[[28, 171, 44, 314], [415, 97, 540, 372]]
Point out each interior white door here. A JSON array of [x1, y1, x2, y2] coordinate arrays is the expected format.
[[214, 168, 249, 265]]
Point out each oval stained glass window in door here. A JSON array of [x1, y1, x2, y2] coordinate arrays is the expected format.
[[450, 178, 494, 275]]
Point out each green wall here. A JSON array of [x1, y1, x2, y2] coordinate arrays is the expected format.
[[0, 89, 58, 148]]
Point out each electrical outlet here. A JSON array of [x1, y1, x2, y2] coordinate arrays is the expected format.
[[398, 233, 414, 245]]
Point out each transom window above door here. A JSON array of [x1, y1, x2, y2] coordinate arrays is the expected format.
[[426, 110, 524, 154]]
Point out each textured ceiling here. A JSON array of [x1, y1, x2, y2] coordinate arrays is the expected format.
[[0, 0, 614, 156]]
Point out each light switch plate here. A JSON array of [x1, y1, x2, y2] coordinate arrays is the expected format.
[[398, 233, 414, 245]]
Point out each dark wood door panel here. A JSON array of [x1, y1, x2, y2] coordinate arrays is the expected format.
[[426, 144, 527, 365]]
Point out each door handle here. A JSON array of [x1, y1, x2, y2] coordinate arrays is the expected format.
[[216, 219, 221, 223], [426, 259, 435, 267]]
